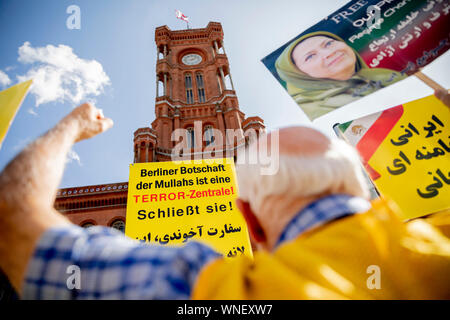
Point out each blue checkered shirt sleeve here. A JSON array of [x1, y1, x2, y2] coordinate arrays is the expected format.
[[23, 225, 221, 299], [276, 194, 371, 246]]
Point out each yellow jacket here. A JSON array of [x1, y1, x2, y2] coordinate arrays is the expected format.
[[419, 209, 450, 239], [193, 200, 450, 299]]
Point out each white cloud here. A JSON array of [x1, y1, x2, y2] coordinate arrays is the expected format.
[[0, 70, 11, 88], [27, 108, 38, 116], [16, 42, 110, 107], [67, 149, 82, 166]]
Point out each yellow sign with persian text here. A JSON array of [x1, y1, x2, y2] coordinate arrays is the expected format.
[[125, 159, 253, 259], [368, 95, 450, 219]]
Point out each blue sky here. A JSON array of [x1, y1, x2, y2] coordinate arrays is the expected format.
[[0, 0, 449, 188]]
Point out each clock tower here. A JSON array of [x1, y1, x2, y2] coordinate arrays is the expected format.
[[133, 22, 265, 163], [53, 22, 265, 232]]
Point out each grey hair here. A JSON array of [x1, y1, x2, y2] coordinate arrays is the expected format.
[[235, 138, 369, 214]]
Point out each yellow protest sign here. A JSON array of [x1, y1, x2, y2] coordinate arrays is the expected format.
[[0, 80, 33, 148], [339, 95, 450, 220], [125, 159, 253, 259]]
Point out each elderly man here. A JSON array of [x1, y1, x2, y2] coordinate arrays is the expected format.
[[0, 103, 449, 300], [193, 126, 450, 299]]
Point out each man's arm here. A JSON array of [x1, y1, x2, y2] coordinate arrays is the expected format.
[[0, 103, 113, 294]]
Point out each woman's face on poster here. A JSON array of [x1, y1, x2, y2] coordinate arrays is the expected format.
[[291, 36, 357, 81]]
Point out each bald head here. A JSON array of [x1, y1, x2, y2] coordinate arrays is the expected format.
[[236, 125, 369, 250], [267, 126, 330, 157], [237, 125, 368, 212]]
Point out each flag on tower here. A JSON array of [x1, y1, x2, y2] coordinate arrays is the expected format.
[[175, 10, 189, 22]]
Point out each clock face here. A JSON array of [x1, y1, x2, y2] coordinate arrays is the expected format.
[[182, 54, 202, 65]]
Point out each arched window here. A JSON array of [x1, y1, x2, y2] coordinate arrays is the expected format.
[[186, 127, 195, 148], [111, 220, 125, 233], [196, 73, 205, 103], [81, 222, 95, 228], [204, 125, 215, 146], [134, 144, 138, 163], [185, 74, 194, 104]]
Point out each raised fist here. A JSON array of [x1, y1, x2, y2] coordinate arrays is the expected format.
[[62, 103, 114, 142]]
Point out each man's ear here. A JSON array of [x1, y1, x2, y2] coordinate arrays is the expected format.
[[236, 198, 267, 244]]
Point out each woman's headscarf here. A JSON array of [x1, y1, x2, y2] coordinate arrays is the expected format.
[[275, 31, 405, 106]]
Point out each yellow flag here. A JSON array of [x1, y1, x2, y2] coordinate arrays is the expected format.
[[0, 80, 33, 148]]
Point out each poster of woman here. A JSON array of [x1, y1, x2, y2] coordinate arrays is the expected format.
[[262, 0, 450, 120]]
